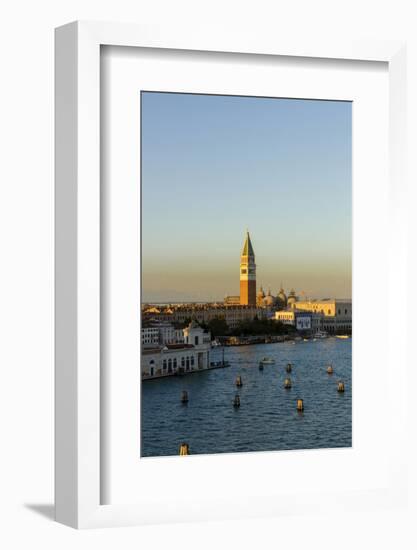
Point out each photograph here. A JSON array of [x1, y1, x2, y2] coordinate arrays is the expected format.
[[140, 91, 352, 458]]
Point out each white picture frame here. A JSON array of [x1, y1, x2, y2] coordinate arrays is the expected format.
[[55, 21, 407, 529]]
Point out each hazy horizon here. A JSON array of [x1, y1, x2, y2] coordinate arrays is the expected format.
[[141, 92, 352, 303]]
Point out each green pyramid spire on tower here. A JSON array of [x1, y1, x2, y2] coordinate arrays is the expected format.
[[241, 231, 255, 258]]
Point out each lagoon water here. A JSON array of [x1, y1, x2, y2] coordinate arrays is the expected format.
[[141, 338, 352, 457]]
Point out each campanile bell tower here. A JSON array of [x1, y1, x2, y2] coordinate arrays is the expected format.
[[240, 231, 256, 306]]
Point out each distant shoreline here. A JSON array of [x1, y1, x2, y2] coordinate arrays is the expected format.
[[217, 334, 351, 347]]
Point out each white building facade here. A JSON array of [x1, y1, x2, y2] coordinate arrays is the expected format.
[[141, 321, 185, 348], [141, 321, 211, 379], [275, 309, 323, 332], [290, 299, 352, 334], [141, 326, 160, 347]]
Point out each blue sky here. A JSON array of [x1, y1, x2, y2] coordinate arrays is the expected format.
[[141, 92, 351, 302]]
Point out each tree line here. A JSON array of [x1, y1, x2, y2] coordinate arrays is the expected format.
[[198, 316, 296, 339]]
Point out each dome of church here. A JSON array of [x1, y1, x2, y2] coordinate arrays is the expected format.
[[256, 286, 266, 307], [263, 289, 275, 307], [287, 288, 297, 305], [277, 287, 287, 303], [263, 295, 275, 306]]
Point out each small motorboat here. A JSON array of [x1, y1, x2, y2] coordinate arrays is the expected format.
[[258, 362, 264, 370], [210, 360, 231, 368], [260, 357, 275, 365]]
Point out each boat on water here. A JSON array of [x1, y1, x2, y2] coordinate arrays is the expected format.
[[209, 360, 230, 368], [211, 339, 222, 347], [335, 335, 350, 339], [209, 347, 230, 369], [314, 330, 328, 339], [260, 357, 275, 365]]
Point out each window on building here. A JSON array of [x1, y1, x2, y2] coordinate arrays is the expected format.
[[173, 358, 177, 368], [163, 360, 167, 369], [191, 356, 194, 366], [194, 336, 199, 345]]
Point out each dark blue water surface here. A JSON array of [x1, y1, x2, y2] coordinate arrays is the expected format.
[[141, 338, 352, 457]]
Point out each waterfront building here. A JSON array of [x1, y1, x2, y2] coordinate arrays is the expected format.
[[142, 302, 265, 329], [141, 321, 211, 379], [156, 321, 185, 345], [183, 319, 211, 346], [290, 298, 352, 334], [240, 231, 256, 306], [141, 326, 160, 347], [275, 310, 296, 325], [141, 321, 185, 348], [275, 309, 322, 332]]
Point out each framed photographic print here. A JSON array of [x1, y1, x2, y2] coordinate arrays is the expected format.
[[55, 22, 407, 528], [139, 91, 353, 458]]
